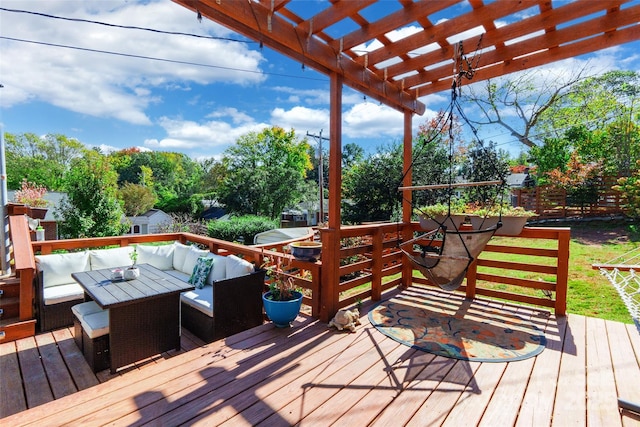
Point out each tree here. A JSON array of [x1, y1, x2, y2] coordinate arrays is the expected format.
[[119, 182, 156, 216], [217, 126, 312, 220], [342, 143, 404, 223], [460, 140, 510, 205], [109, 149, 205, 213], [56, 150, 129, 238], [4, 132, 84, 190], [538, 71, 640, 176], [462, 68, 585, 148]]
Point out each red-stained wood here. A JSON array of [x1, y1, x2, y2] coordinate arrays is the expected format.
[[3, 285, 638, 426]]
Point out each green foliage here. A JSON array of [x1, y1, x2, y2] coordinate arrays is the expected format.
[[217, 126, 312, 220], [119, 182, 156, 216], [4, 132, 84, 190], [342, 143, 404, 223], [207, 215, 278, 244], [109, 149, 205, 212], [342, 114, 454, 224], [56, 150, 129, 238], [460, 140, 510, 205], [614, 160, 640, 218]]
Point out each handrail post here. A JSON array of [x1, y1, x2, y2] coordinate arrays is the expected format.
[[371, 227, 383, 301], [555, 228, 570, 316]]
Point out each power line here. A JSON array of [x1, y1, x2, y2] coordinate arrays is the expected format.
[[0, 7, 252, 44], [0, 36, 327, 82]]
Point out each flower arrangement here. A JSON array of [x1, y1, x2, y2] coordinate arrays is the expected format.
[[263, 256, 300, 301], [14, 179, 49, 208]]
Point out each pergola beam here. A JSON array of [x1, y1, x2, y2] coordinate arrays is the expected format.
[[178, 0, 425, 114]]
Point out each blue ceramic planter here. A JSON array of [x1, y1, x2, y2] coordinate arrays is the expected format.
[[263, 291, 303, 327]]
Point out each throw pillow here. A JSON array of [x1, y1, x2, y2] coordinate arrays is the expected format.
[[182, 245, 211, 275], [189, 256, 214, 289]]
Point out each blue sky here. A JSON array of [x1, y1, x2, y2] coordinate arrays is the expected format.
[[1, 1, 639, 160]]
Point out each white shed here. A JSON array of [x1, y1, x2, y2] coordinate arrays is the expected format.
[[127, 209, 171, 235]]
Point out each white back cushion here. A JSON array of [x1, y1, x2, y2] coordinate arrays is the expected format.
[[172, 242, 191, 272], [137, 244, 175, 270], [36, 251, 90, 288], [182, 245, 210, 275], [225, 255, 254, 279], [89, 246, 134, 270], [206, 253, 227, 284]]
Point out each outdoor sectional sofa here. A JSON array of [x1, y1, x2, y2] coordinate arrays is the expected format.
[[34, 242, 266, 343]]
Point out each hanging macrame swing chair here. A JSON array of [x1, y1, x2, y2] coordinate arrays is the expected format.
[[399, 39, 503, 292], [400, 209, 499, 291]]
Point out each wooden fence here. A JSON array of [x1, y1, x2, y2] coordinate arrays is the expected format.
[[512, 176, 626, 219]]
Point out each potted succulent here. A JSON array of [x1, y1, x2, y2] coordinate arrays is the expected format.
[[13, 179, 49, 219], [262, 256, 303, 327], [416, 200, 466, 230], [123, 247, 140, 280]]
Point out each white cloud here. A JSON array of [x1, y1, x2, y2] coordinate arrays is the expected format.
[[0, 0, 266, 124], [147, 114, 269, 156]]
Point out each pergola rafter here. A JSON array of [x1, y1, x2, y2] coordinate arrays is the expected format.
[[172, 0, 640, 320], [174, 0, 639, 115]]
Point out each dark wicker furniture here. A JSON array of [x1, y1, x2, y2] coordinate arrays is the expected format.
[[181, 268, 266, 343], [34, 269, 86, 332], [72, 264, 194, 374]]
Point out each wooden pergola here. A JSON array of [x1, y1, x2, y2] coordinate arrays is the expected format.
[[172, 0, 640, 319]]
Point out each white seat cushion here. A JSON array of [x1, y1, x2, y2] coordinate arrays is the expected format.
[[36, 251, 90, 288], [72, 301, 103, 317], [81, 310, 110, 339], [225, 255, 254, 279], [136, 244, 175, 270], [89, 246, 134, 270], [181, 285, 213, 317], [43, 283, 85, 305]]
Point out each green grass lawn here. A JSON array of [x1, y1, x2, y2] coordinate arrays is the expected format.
[[347, 221, 639, 324], [480, 221, 639, 324]]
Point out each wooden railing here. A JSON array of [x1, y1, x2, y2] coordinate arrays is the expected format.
[[324, 222, 569, 316], [30, 232, 323, 317], [9, 219, 569, 342]]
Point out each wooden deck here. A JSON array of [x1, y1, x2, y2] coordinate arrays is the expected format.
[[2, 285, 640, 426]]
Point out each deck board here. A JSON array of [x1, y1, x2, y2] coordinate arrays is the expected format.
[[2, 285, 639, 426]]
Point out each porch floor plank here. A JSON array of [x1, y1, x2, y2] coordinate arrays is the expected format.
[[2, 285, 639, 426], [50, 327, 99, 391], [0, 340, 27, 417], [33, 332, 78, 399], [15, 336, 54, 408]]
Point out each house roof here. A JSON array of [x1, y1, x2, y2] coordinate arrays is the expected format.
[[172, 0, 640, 114]]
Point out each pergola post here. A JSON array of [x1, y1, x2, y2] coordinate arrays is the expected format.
[[319, 72, 343, 322], [401, 110, 413, 288]]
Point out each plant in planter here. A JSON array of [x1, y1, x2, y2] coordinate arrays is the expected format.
[[416, 200, 466, 230], [469, 204, 536, 235], [13, 179, 49, 219], [262, 256, 303, 327], [124, 247, 140, 280]]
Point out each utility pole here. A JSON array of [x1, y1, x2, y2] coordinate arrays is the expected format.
[[306, 130, 329, 225]]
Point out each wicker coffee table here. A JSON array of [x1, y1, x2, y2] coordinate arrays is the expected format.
[[72, 264, 195, 373]]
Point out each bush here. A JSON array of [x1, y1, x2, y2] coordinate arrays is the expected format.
[[207, 215, 278, 244]]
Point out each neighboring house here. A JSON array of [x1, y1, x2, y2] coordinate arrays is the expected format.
[[127, 209, 172, 235], [506, 169, 535, 188]]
